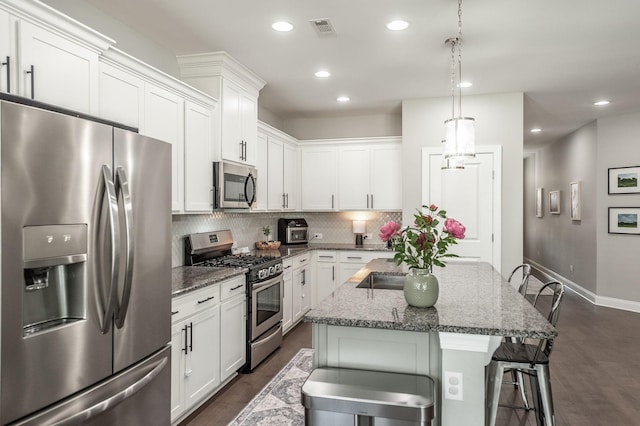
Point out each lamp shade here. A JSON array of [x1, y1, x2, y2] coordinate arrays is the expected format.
[[352, 220, 366, 234], [443, 117, 476, 158]]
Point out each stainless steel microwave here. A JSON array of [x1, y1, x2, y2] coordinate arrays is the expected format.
[[213, 161, 257, 209]]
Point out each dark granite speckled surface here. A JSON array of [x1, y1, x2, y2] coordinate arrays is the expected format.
[[305, 259, 557, 339], [172, 266, 246, 297]]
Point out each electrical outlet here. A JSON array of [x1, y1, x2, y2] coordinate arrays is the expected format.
[[314, 233, 323, 240], [444, 371, 463, 401], [569, 264, 574, 273], [364, 233, 373, 240]]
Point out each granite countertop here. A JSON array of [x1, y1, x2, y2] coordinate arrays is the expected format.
[[172, 266, 246, 297], [304, 258, 557, 339], [253, 243, 393, 259]]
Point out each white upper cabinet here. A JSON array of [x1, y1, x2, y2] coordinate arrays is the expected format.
[[338, 146, 371, 210], [253, 131, 269, 211], [261, 123, 299, 211], [184, 100, 216, 212], [370, 144, 402, 210], [0, 0, 112, 112], [98, 60, 144, 128], [301, 146, 338, 210], [177, 51, 266, 167], [267, 135, 285, 210]]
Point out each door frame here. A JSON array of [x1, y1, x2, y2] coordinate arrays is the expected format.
[[421, 145, 502, 272]]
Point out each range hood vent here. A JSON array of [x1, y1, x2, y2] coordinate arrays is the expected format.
[[310, 19, 337, 37]]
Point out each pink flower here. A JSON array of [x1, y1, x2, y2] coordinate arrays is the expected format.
[[444, 218, 466, 239], [379, 221, 401, 242], [429, 204, 438, 211]]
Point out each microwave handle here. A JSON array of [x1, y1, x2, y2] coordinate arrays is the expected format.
[[245, 172, 256, 206]]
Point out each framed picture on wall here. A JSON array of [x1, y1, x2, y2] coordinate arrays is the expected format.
[[549, 190, 560, 214], [570, 181, 581, 221], [536, 187, 543, 218], [608, 166, 640, 194], [608, 207, 640, 234]]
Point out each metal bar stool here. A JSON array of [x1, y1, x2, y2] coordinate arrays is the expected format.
[[506, 263, 533, 408], [486, 281, 565, 426]]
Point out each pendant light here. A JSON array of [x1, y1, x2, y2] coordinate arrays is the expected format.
[[442, 0, 475, 170]]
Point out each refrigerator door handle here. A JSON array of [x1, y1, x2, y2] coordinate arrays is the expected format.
[[115, 166, 134, 328], [99, 164, 120, 334], [49, 356, 168, 426]]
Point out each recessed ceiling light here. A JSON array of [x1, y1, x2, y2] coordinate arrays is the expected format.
[[315, 70, 331, 78], [593, 100, 610, 106], [387, 20, 409, 31], [458, 81, 472, 88], [337, 96, 350, 102], [272, 21, 294, 32], [530, 128, 542, 133]]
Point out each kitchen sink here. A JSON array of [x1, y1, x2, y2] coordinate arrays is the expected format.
[[355, 273, 406, 290]]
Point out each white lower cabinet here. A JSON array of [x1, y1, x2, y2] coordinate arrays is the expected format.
[[171, 275, 246, 424], [315, 251, 337, 307], [283, 253, 312, 334], [282, 258, 294, 333]]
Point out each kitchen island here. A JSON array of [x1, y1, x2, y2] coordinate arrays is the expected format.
[[304, 259, 555, 426]]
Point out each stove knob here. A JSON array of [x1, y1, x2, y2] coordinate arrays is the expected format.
[[258, 269, 267, 279], [275, 264, 282, 273], [268, 266, 275, 276]]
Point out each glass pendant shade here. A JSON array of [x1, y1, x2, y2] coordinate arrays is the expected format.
[[443, 117, 475, 158]]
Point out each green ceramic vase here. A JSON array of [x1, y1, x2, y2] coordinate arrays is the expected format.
[[403, 268, 439, 308]]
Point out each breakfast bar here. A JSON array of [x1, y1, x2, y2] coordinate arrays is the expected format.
[[304, 259, 556, 426]]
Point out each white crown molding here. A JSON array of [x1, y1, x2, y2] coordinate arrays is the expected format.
[[298, 136, 402, 146], [177, 51, 266, 95], [524, 257, 640, 314], [257, 121, 298, 144]]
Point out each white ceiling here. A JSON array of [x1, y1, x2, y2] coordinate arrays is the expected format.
[[77, 0, 640, 148]]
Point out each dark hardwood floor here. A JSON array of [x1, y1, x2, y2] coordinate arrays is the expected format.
[[182, 290, 640, 425]]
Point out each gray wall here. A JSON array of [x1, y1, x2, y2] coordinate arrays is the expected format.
[[402, 92, 524, 277], [524, 122, 598, 294], [597, 112, 640, 303], [41, 0, 181, 77]]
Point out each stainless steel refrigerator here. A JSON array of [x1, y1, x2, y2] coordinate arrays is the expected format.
[[0, 97, 171, 425]]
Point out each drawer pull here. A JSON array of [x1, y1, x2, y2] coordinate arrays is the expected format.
[[319, 256, 333, 259], [171, 310, 179, 316], [347, 256, 363, 260], [197, 296, 216, 304], [230, 284, 244, 291]]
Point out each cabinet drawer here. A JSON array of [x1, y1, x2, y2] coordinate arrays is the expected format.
[[338, 251, 393, 264], [221, 276, 246, 301], [172, 284, 220, 323], [292, 253, 310, 269], [316, 251, 337, 262]]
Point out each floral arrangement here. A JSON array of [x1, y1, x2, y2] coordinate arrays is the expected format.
[[379, 204, 466, 271]]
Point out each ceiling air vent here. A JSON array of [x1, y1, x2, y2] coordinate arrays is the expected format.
[[310, 19, 337, 37]]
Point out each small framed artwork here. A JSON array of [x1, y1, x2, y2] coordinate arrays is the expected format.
[[570, 181, 581, 221], [608, 166, 640, 194], [549, 190, 560, 214], [536, 187, 543, 218], [608, 207, 640, 234]]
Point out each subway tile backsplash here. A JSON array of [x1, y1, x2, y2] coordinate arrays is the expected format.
[[172, 211, 402, 267]]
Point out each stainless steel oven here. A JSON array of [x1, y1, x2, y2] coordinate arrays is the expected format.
[[251, 275, 283, 339]]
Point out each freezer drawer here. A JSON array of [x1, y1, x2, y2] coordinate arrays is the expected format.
[[12, 345, 171, 426]]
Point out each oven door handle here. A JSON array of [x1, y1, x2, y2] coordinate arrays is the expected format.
[[252, 274, 283, 291]]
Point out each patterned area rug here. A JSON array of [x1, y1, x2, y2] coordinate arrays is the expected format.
[[228, 348, 313, 426]]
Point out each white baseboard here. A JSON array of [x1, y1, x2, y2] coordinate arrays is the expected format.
[[524, 257, 640, 314]]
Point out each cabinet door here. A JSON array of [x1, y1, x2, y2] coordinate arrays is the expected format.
[[301, 147, 337, 210], [0, 9, 12, 94], [300, 266, 311, 313], [315, 262, 336, 306], [184, 101, 214, 212], [184, 307, 220, 409], [221, 80, 242, 162], [98, 61, 144, 128], [143, 84, 184, 212], [282, 263, 293, 332], [267, 137, 284, 210], [170, 322, 186, 423], [19, 20, 98, 113], [220, 295, 246, 381], [338, 146, 370, 210], [371, 145, 402, 210], [291, 267, 303, 323], [283, 142, 297, 210], [241, 93, 257, 166], [253, 131, 268, 211]]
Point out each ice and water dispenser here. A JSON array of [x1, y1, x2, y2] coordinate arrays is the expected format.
[[22, 224, 88, 336]]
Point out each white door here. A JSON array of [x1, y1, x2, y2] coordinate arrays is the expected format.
[[422, 147, 501, 270]]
